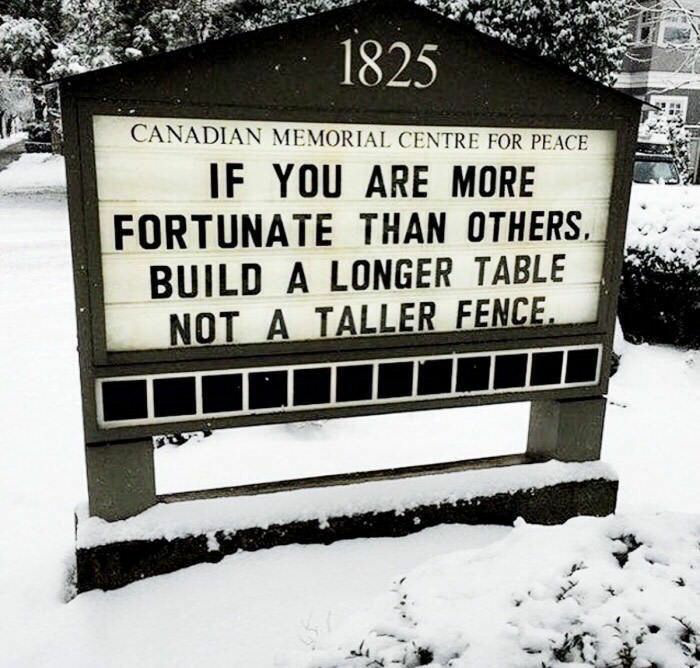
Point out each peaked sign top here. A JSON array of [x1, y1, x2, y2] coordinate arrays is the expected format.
[[59, 0, 639, 117]]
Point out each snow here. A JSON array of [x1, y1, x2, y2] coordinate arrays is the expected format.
[[0, 131, 26, 150], [0, 152, 66, 193], [1, 155, 699, 666], [155, 403, 530, 494], [77, 460, 616, 548], [626, 184, 700, 267], [604, 343, 700, 515], [285, 513, 700, 667]]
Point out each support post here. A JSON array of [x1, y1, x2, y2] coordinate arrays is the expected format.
[[85, 439, 157, 521], [527, 396, 606, 462]]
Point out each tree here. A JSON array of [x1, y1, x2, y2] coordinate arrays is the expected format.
[[0, 15, 55, 120], [46, 0, 631, 85], [2, 0, 62, 37], [420, 0, 632, 86], [47, 0, 121, 78], [1, 0, 634, 138], [0, 72, 33, 137], [0, 15, 54, 80]]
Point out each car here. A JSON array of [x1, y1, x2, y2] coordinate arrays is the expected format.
[[22, 121, 52, 153], [633, 140, 681, 185]]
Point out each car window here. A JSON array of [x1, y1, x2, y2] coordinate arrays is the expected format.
[[633, 159, 680, 184]]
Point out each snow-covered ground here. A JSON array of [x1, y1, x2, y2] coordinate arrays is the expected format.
[[1, 155, 698, 666], [289, 513, 700, 667], [0, 131, 26, 150]]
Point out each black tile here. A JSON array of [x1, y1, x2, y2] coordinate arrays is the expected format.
[[565, 348, 599, 383], [293, 367, 331, 406], [417, 358, 453, 395], [456, 356, 490, 392], [102, 379, 148, 422], [249, 370, 288, 409], [202, 373, 243, 414], [337, 364, 373, 402], [153, 376, 196, 417], [377, 361, 414, 399], [494, 354, 528, 390], [530, 351, 564, 386]]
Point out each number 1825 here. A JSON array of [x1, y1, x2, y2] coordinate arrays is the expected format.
[[340, 39, 438, 88]]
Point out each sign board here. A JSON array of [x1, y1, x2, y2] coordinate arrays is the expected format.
[[95, 116, 613, 350], [60, 0, 639, 446]]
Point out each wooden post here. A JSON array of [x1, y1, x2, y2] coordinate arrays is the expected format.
[[85, 439, 157, 521], [527, 397, 606, 462]]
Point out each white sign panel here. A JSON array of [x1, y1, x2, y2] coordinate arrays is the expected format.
[[92, 115, 616, 351]]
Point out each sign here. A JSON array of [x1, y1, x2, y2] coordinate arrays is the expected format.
[[60, 0, 639, 453], [94, 116, 614, 352]]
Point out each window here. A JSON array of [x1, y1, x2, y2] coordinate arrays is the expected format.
[[633, 159, 681, 184], [659, 10, 693, 46], [649, 94, 688, 121], [637, 9, 656, 44]]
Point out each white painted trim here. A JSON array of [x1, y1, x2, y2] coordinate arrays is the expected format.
[[649, 93, 689, 121], [657, 12, 696, 49], [635, 9, 656, 45], [615, 70, 700, 91]]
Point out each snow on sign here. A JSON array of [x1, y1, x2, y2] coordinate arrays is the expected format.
[[95, 116, 614, 351], [60, 0, 639, 462]]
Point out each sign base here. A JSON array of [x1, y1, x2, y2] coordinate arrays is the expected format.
[[74, 459, 617, 593]]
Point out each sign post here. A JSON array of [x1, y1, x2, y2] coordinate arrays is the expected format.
[[60, 0, 640, 571]]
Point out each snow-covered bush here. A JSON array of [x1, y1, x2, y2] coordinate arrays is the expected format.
[[0, 14, 55, 121], [418, 0, 630, 86], [284, 514, 700, 668], [620, 186, 700, 348], [0, 15, 54, 79], [28, 0, 631, 84]]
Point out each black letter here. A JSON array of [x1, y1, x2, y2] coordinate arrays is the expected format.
[[150, 266, 173, 299], [267, 309, 289, 340], [520, 166, 535, 197], [242, 264, 261, 295], [287, 262, 309, 293], [220, 311, 239, 342], [273, 163, 294, 198], [315, 306, 333, 337], [452, 165, 475, 197], [225, 163, 244, 198], [170, 313, 190, 345], [210, 163, 219, 198], [114, 214, 134, 251]]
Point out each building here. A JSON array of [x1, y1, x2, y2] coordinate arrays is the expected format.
[[616, 0, 700, 177]]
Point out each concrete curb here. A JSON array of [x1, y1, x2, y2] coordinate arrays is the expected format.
[[76, 476, 617, 592]]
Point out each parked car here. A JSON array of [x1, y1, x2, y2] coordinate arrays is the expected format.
[[633, 141, 681, 185], [23, 121, 52, 153]]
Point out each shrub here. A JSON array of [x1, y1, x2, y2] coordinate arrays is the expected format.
[[286, 514, 700, 668], [620, 250, 700, 348], [620, 186, 700, 348]]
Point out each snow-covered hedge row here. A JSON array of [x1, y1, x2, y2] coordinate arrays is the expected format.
[[285, 514, 700, 668], [626, 187, 700, 268], [620, 186, 700, 348]]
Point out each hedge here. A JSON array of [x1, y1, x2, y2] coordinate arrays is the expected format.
[[619, 187, 700, 348]]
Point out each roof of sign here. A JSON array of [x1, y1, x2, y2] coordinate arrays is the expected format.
[[57, 0, 641, 116]]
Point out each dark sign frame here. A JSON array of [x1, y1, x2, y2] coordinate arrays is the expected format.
[[59, 0, 640, 445]]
